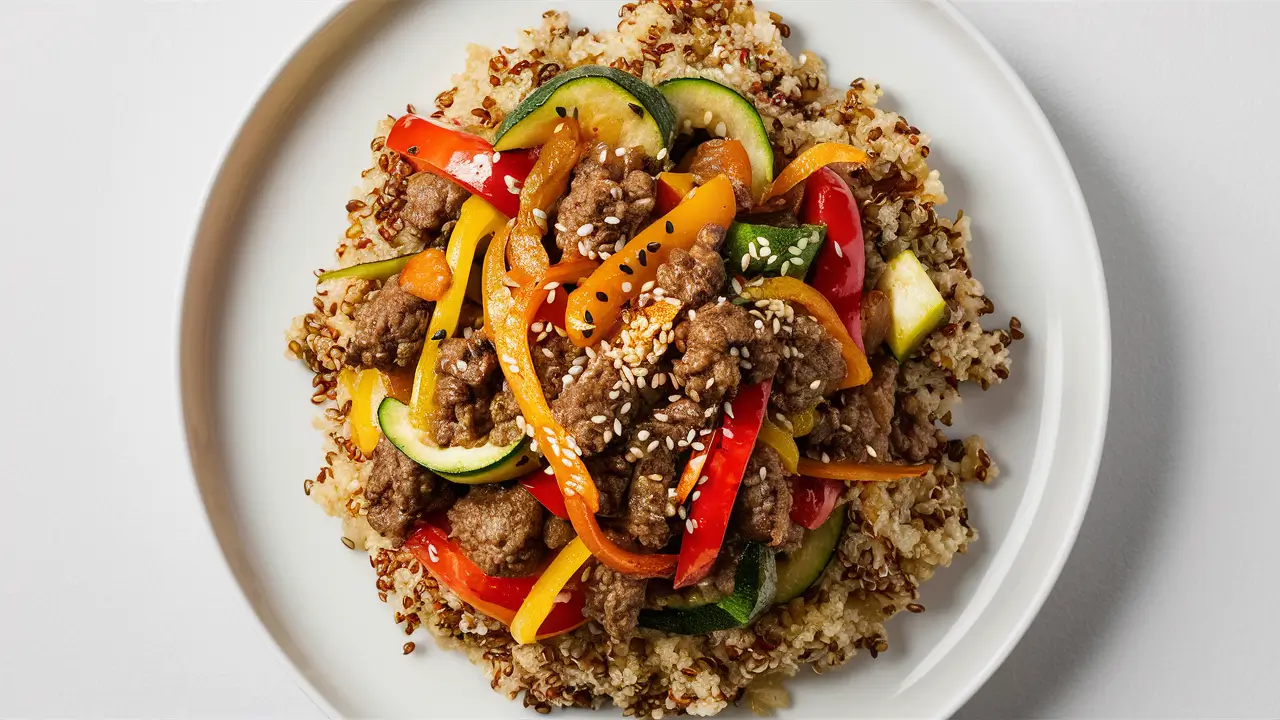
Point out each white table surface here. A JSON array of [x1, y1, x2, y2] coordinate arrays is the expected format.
[[2, 1, 1277, 717]]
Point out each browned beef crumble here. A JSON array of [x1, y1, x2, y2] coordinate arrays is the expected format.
[[621, 398, 706, 549], [447, 485, 545, 577], [542, 516, 576, 550], [803, 354, 897, 462], [769, 314, 847, 416], [672, 300, 779, 409], [655, 223, 727, 309], [550, 352, 640, 456], [402, 172, 468, 233], [347, 274, 433, 370], [860, 289, 891, 352], [687, 139, 753, 214], [532, 333, 585, 404], [431, 331, 520, 448], [556, 142, 655, 260], [583, 561, 648, 642], [732, 444, 796, 547], [365, 436, 458, 546]]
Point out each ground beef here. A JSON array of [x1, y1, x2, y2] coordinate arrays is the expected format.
[[347, 274, 432, 370], [672, 301, 779, 409], [556, 142, 655, 260], [655, 223, 727, 309], [487, 388, 523, 447], [447, 485, 545, 577], [803, 355, 897, 462], [365, 436, 458, 546], [860, 289, 891, 353], [431, 332, 506, 448], [583, 562, 648, 642], [770, 314, 847, 415], [532, 333, 585, 404], [402, 172, 468, 233], [550, 352, 639, 456], [732, 444, 795, 547], [619, 399, 705, 548], [586, 453, 633, 517], [687, 139, 753, 214], [892, 391, 945, 462], [543, 516, 576, 550]]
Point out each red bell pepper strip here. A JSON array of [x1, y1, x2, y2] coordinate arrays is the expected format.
[[796, 457, 932, 482], [385, 113, 537, 218], [403, 518, 586, 639], [674, 380, 772, 588], [520, 470, 570, 520], [790, 476, 844, 530], [804, 167, 867, 352]]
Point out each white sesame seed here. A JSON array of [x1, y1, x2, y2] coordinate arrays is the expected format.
[[654, 412, 669, 422], [678, 505, 688, 519], [722, 428, 735, 440], [692, 441, 706, 451], [788, 245, 802, 256], [599, 148, 608, 163], [591, 415, 606, 424], [637, 429, 650, 441], [568, 365, 583, 376], [604, 216, 621, 225], [577, 223, 594, 237], [821, 452, 831, 463], [692, 490, 701, 501], [615, 147, 627, 157], [698, 475, 709, 485], [621, 402, 632, 414], [555, 222, 568, 233], [547, 288, 556, 303], [702, 110, 713, 126], [714, 121, 727, 137], [544, 465, 555, 475], [798, 53, 807, 65], [731, 278, 743, 294], [614, 418, 623, 435], [555, 122, 564, 133], [641, 280, 655, 292], [741, 254, 751, 272], [647, 440, 660, 452], [656, 148, 668, 161], [748, 243, 759, 260], [621, 281, 632, 293], [668, 394, 681, 403], [543, 281, 560, 291], [754, 319, 764, 330], [456, 360, 468, 371], [780, 260, 792, 275], [723, 402, 734, 418], [833, 242, 844, 258], [866, 445, 878, 458], [797, 237, 809, 250], [809, 380, 822, 390]]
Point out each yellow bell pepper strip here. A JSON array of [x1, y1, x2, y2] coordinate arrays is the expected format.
[[788, 406, 817, 438], [350, 369, 386, 455], [398, 247, 452, 302], [337, 367, 357, 398], [796, 457, 932, 482], [483, 226, 679, 578], [760, 142, 869, 203], [565, 174, 736, 346], [757, 418, 799, 474], [407, 196, 508, 429], [655, 172, 695, 215], [507, 117, 582, 281], [510, 537, 594, 644], [738, 275, 872, 389]]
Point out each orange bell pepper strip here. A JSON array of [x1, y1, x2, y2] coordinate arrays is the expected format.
[[509, 537, 593, 644], [655, 172, 695, 215], [565, 174, 736, 346], [760, 142, 869, 203], [398, 247, 452, 302], [482, 225, 678, 578], [672, 431, 715, 506], [796, 457, 932, 482], [738, 275, 873, 389], [507, 117, 582, 281]]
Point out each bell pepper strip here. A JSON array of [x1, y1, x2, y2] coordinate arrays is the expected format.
[[738, 276, 872, 389], [407, 197, 509, 429], [382, 364, 415, 404], [520, 470, 570, 519], [349, 369, 385, 455], [483, 226, 678, 578], [655, 172, 695, 215], [318, 253, 415, 284], [398, 247, 452, 302], [565, 174, 736, 346], [803, 167, 867, 352], [385, 113, 537, 218], [796, 457, 932, 482], [788, 406, 817, 438], [673, 432, 716, 505], [757, 418, 799, 474], [508, 117, 582, 280], [674, 380, 772, 588], [529, 257, 597, 330], [403, 520, 586, 640], [760, 143, 869, 203], [510, 537, 594, 644], [790, 476, 844, 530]]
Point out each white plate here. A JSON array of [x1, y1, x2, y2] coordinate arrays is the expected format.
[[179, 1, 1109, 717]]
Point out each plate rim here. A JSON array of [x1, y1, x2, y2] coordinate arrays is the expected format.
[[176, 2, 1111, 718]]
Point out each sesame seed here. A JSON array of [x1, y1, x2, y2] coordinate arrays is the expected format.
[[834, 242, 844, 258], [740, 254, 751, 272], [780, 260, 792, 275], [788, 245, 802, 256], [599, 148, 608, 163], [678, 505, 688, 519], [614, 418, 623, 435], [654, 413, 669, 422], [692, 441, 706, 451], [867, 445, 878, 458], [722, 428, 735, 440], [754, 319, 764, 330], [798, 53, 807, 65], [821, 452, 831, 463], [810, 379, 821, 390], [456, 360, 468, 371], [547, 289, 556, 303], [604, 216, 621, 225], [622, 281, 632, 292], [637, 429, 650, 441], [568, 365, 583, 376], [615, 147, 626, 157], [698, 475, 709, 486], [723, 402, 734, 418], [714, 121, 727, 137], [647, 440, 660, 452], [656, 148, 668, 161], [797, 237, 809, 250], [666, 436, 675, 450], [668, 394, 681, 402], [555, 223, 568, 232], [685, 518, 695, 533], [577, 223, 594, 236], [543, 281, 560, 290], [590, 415, 606, 424], [641, 281, 655, 292], [703, 110, 713, 125], [532, 208, 547, 220]]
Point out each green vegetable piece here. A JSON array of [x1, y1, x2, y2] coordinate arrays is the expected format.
[[724, 223, 826, 279], [317, 253, 415, 283], [877, 249, 948, 361], [774, 509, 845, 603], [658, 77, 775, 197], [378, 398, 533, 483], [638, 542, 777, 634]]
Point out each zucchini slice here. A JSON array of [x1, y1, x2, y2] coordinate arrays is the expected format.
[[494, 66, 675, 157], [724, 222, 825, 279], [317, 253, 414, 283], [377, 398, 531, 483], [877, 249, 948, 361], [658, 77, 774, 197], [639, 542, 777, 634], [774, 509, 845, 603]]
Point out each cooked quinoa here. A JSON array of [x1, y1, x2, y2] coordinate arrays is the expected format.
[[287, 1, 1017, 715]]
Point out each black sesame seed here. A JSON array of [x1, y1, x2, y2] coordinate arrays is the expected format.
[[584, 310, 594, 324], [596, 291, 609, 302], [583, 327, 594, 339], [516, 455, 530, 466], [555, 106, 566, 118], [406, 145, 419, 155], [431, 329, 446, 341], [620, 264, 634, 275], [638, 249, 648, 266], [628, 103, 644, 117], [665, 221, 674, 234], [647, 241, 661, 253], [572, 107, 579, 119]]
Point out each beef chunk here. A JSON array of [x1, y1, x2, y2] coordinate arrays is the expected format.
[[892, 391, 945, 462], [447, 485, 545, 577], [624, 398, 713, 549], [543, 516, 576, 550], [556, 142, 655, 260], [770, 314, 847, 415], [365, 436, 458, 546], [347, 274, 432, 370], [860, 289, 891, 353], [672, 301, 779, 409], [803, 355, 897, 462], [586, 453, 633, 517], [687, 139, 753, 214], [487, 388, 523, 447], [532, 333, 585, 404], [655, 223, 727, 309], [583, 562, 648, 642], [732, 445, 795, 547], [402, 172, 468, 233], [431, 332, 510, 448], [550, 352, 639, 456]]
